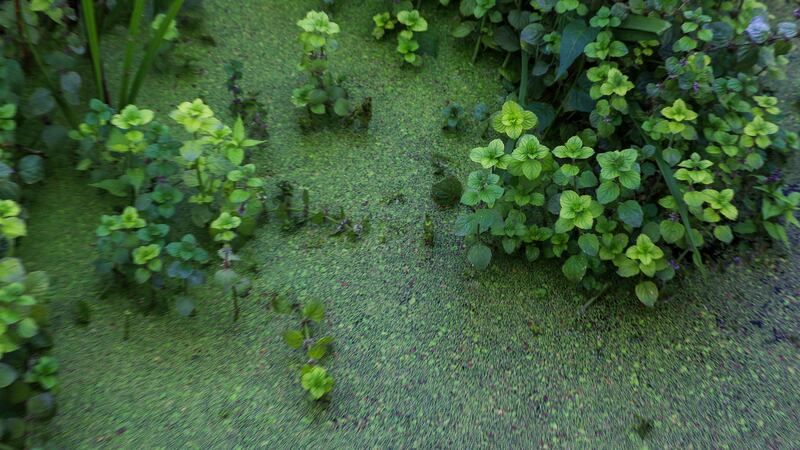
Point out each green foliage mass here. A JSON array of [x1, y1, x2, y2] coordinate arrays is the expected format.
[[71, 99, 265, 316], [453, 0, 800, 307]]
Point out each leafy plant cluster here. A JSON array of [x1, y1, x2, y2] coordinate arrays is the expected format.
[[372, 1, 430, 65], [0, 256, 57, 449], [224, 60, 269, 139], [453, 0, 800, 307], [71, 99, 265, 317], [292, 10, 371, 126], [273, 295, 335, 401]]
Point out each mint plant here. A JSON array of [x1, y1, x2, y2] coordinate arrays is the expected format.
[[458, 97, 799, 308], [274, 296, 335, 401], [292, 10, 353, 118], [0, 258, 57, 448], [372, 1, 429, 66], [446, 0, 800, 308], [72, 99, 266, 314]]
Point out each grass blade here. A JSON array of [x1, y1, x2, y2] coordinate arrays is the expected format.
[[126, 0, 186, 105], [653, 150, 706, 275], [118, 0, 146, 107], [80, 0, 106, 103]]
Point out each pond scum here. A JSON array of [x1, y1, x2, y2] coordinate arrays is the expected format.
[[1, 0, 798, 448]]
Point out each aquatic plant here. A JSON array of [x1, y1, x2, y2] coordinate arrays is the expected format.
[[372, 1, 429, 65], [274, 296, 335, 401]]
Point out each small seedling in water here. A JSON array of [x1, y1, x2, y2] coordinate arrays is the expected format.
[[74, 300, 91, 325], [423, 213, 434, 246], [276, 297, 335, 401], [633, 415, 653, 439]]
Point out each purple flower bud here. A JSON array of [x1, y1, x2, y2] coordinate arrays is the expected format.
[[794, 8, 800, 19], [668, 212, 680, 221], [733, 256, 742, 265], [692, 82, 700, 92], [669, 260, 680, 271]]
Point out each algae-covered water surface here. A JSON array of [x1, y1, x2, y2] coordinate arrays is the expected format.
[[6, 0, 800, 448]]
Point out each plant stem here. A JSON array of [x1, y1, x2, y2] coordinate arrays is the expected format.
[[119, 0, 146, 107], [232, 286, 239, 322], [80, 0, 107, 103], [13, 0, 27, 62], [519, 50, 530, 106], [17, 13, 79, 128], [579, 285, 608, 314], [127, 0, 186, 105], [471, 16, 487, 64]]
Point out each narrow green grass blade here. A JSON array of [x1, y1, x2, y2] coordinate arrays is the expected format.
[[653, 150, 706, 275], [118, 0, 146, 107], [80, 0, 106, 103], [126, 0, 186, 105]]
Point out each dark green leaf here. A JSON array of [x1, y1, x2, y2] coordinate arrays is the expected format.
[[618, 200, 643, 228], [431, 176, 463, 207], [619, 15, 671, 34], [556, 20, 598, 79], [18, 155, 45, 184], [467, 244, 492, 270]]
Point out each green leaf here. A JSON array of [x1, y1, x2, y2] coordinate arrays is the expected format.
[[619, 15, 671, 34], [556, 20, 598, 80], [307, 336, 333, 360], [635, 281, 658, 307], [0, 258, 25, 283], [562, 254, 587, 282], [26, 88, 56, 117], [659, 220, 685, 244], [0, 363, 17, 388], [18, 155, 45, 184], [713, 225, 733, 243], [431, 176, 463, 207], [578, 234, 599, 256], [90, 179, 129, 197], [467, 244, 492, 270], [283, 329, 304, 349], [271, 295, 293, 314], [26, 393, 55, 420], [452, 21, 477, 38], [596, 181, 619, 204], [617, 200, 643, 228], [17, 318, 38, 338], [302, 300, 325, 322], [175, 296, 195, 317]]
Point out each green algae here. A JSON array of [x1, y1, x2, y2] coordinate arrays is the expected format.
[[16, 0, 800, 448]]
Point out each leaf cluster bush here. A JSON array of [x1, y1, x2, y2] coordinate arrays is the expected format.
[[453, 0, 800, 307], [0, 60, 57, 445], [292, 10, 371, 126], [70, 99, 264, 317], [372, 1, 431, 65], [0, 226, 57, 448], [273, 295, 335, 401]]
